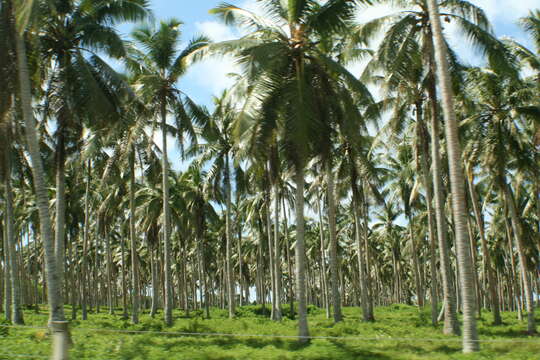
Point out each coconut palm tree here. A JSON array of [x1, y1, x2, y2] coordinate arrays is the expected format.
[[462, 67, 538, 334], [425, 0, 479, 352], [128, 19, 209, 326], [185, 92, 239, 318], [209, 0, 374, 339]]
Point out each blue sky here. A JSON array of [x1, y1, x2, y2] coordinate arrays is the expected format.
[[120, 0, 535, 107], [118, 0, 537, 171]]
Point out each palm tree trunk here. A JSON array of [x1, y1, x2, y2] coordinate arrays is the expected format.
[[160, 100, 173, 326], [2, 219, 11, 321], [421, 143, 439, 322], [81, 160, 90, 320], [225, 156, 235, 318], [466, 168, 501, 325], [427, 74, 459, 336], [426, 0, 479, 350], [54, 123, 66, 305], [150, 241, 158, 317], [326, 162, 342, 322], [503, 183, 536, 334], [15, 30, 65, 323], [294, 165, 309, 341], [408, 216, 424, 308], [416, 104, 439, 322], [237, 213, 243, 307], [283, 199, 294, 318], [104, 225, 114, 315], [316, 195, 330, 318], [273, 180, 282, 320], [129, 150, 140, 324], [120, 235, 128, 319], [3, 129, 23, 324]]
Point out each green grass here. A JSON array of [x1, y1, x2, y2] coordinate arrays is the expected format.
[[1, 304, 538, 359]]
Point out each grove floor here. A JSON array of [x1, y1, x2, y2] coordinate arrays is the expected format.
[[1, 304, 538, 359]]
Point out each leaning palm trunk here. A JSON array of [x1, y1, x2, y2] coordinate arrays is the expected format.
[[427, 73, 459, 335], [408, 216, 424, 308], [416, 108, 439, 324], [294, 165, 309, 341], [467, 169, 501, 325], [160, 101, 173, 326], [14, 30, 63, 319], [224, 157, 235, 318], [129, 150, 140, 324], [326, 162, 342, 322], [4, 130, 23, 324], [15, 29, 67, 359], [426, 0, 479, 351], [503, 183, 536, 334], [428, 54, 460, 335]]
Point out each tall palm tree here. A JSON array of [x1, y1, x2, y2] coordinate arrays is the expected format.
[[463, 67, 538, 334], [36, 1, 149, 313], [128, 19, 209, 326], [210, 0, 373, 339], [425, 0, 479, 352], [185, 92, 238, 319]]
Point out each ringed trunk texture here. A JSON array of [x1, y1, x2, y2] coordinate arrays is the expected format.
[[326, 161, 342, 322], [15, 31, 65, 323], [160, 100, 173, 326], [130, 150, 140, 324], [504, 184, 536, 334], [467, 169, 501, 325], [426, 0, 479, 351], [416, 106, 439, 324], [225, 157, 235, 318], [427, 71, 459, 336], [294, 166, 310, 341], [4, 133, 23, 324]]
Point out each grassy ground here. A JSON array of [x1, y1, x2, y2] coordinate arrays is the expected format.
[[0, 304, 538, 359]]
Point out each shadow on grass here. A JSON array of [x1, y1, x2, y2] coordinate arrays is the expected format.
[[328, 340, 393, 360]]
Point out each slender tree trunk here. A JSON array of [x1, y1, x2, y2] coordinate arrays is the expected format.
[[426, 1, 479, 350], [237, 213, 243, 307], [81, 161, 90, 320], [129, 150, 140, 324], [416, 101, 437, 315], [15, 31, 65, 323], [3, 129, 23, 324], [120, 235, 128, 319], [264, 181, 277, 320], [466, 168, 501, 325], [427, 75, 459, 335], [316, 196, 330, 318], [326, 162, 342, 322], [283, 200, 294, 318], [408, 216, 424, 308], [104, 227, 114, 315], [160, 100, 173, 326], [349, 152, 374, 322], [2, 220, 11, 321], [54, 123, 66, 305], [294, 166, 309, 341], [273, 180, 282, 320], [150, 238, 158, 317], [224, 156, 235, 318], [503, 184, 536, 334]]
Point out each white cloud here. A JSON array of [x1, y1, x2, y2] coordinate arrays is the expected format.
[[184, 56, 240, 95], [195, 21, 236, 42], [469, 0, 537, 24]]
